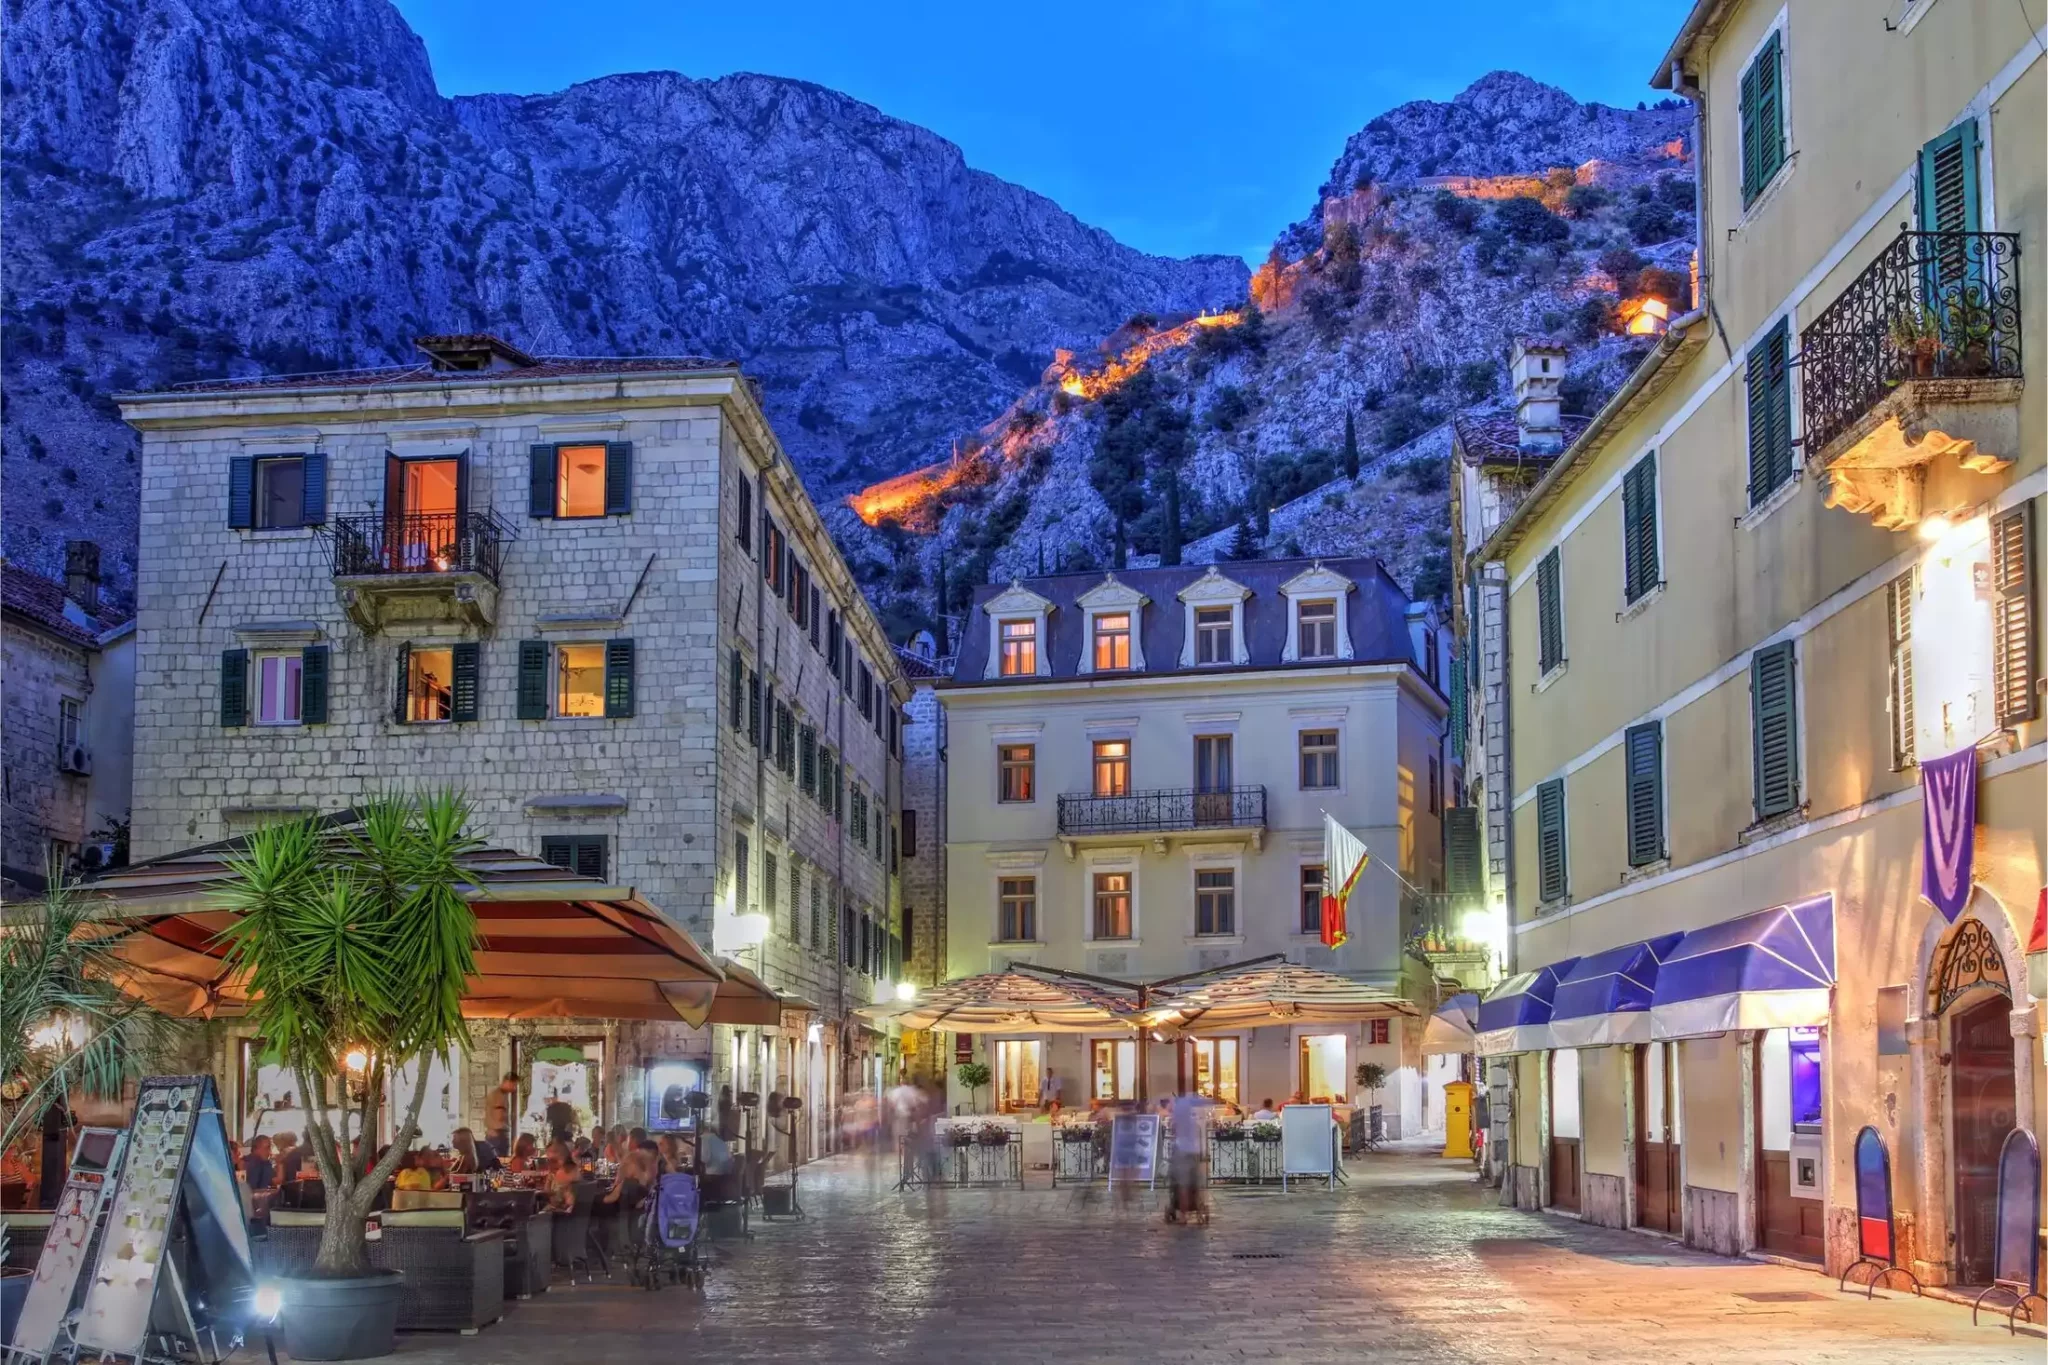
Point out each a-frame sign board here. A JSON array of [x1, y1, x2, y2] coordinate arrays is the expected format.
[[71, 1076, 254, 1365], [4, 1127, 128, 1365]]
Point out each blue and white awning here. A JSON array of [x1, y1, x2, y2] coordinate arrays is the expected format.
[[1650, 894, 1835, 1040], [1548, 934, 1684, 1048], [1420, 992, 1481, 1056], [1475, 959, 1580, 1056]]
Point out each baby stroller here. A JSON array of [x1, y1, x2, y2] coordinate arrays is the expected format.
[[633, 1171, 705, 1291]]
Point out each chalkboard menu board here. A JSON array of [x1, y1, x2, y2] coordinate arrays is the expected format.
[[8, 1127, 128, 1363]]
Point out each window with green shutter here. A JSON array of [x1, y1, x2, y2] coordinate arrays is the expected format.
[[1622, 455, 1660, 603], [1917, 119, 1981, 237], [603, 442, 634, 515], [1624, 722, 1664, 867], [1992, 501, 2038, 726], [220, 649, 249, 727], [1535, 778, 1567, 904], [1887, 570, 1916, 769], [1447, 655, 1467, 761], [300, 645, 330, 725], [1745, 319, 1795, 506], [799, 725, 817, 795], [450, 642, 479, 723], [729, 649, 744, 730], [1445, 806, 1481, 897], [516, 640, 549, 720], [603, 638, 634, 718], [747, 671, 761, 747], [1750, 640, 1800, 819], [1739, 28, 1785, 207], [1536, 548, 1565, 674], [541, 836, 607, 881]]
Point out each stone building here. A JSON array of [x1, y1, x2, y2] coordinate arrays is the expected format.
[[117, 336, 910, 1155], [2, 544, 133, 891], [894, 636, 950, 1081]]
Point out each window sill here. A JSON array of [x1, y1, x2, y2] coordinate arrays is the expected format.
[[1620, 857, 1670, 886], [1184, 934, 1245, 947], [1534, 897, 1570, 918], [1739, 804, 1809, 845], [1734, 150, 1798, 230], [246, 527, 316, 540], [1534, 661, 1569, 694], [1616, 583, 1665, 624], [988, 939, 1044, 950], [1087, 937, 1140, 947], [1737, 473, 1801, 531]]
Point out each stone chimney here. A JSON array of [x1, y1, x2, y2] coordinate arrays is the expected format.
[[64, 540, 101, 613], [1510, 338, 1569, 454]]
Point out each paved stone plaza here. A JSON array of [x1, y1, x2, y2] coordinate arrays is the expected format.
[[337, 1149, 2039, 1365]]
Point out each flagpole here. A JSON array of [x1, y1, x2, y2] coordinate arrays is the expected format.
[[1317, 807, 1429, 897]]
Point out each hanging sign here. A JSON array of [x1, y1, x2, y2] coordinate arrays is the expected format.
[[8, 1127, 128, 1363], [1919, 743, 1978, 922]]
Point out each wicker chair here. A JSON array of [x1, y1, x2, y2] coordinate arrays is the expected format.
[[549, 1191, 597, 1284], [468, 1191, 551, 1300]]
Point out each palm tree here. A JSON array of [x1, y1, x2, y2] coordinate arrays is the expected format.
[[213, 793, 481, 1277]]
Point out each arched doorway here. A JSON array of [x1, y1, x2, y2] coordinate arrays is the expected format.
[[1929, 917, 2015, 1285]]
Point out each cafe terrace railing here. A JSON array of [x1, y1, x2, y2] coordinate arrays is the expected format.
[[1799, 228, 2022, 457]]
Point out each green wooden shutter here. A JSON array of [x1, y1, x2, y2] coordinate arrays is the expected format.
[[1752, 32, 1784, 195], [747, 671, 761, 746], [1537, 548, 1564, 673], [1445, 806, 1481, 897], [1747, 321, 1793, 503], [729, 649, 744, 730], [299, 452, 328, 526], [1887, 571, 1916, 768], [1623, 457, 1660, 602], [220, 649, 248, 726], [737, 476, 753, 553], [228, 457, 255, 529], [1992, 501, 2038, 725], [1917, 118, 1981, 236], [603, 441, 633, 515], [1750, 640, 1800, 818], [393, 641, 412, 724], [516, 640, 549, 719], [574, 838, 606, 880], [1624, 721, 1665, 866], [540, 837, 573, 872], [604, 638, 635, 718], [451, 641, 480, 723], [528, 444, 556, 519], [300, 645, 329, 725], [1738, 49, 1761, 204], [1536, 778, 1567, 903]]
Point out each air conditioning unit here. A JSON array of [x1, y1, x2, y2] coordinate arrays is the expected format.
[[58, 745, 91, 775]]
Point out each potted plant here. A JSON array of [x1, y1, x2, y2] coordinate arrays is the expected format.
[[1212, 1122, 1248, 1142], [1356, 1062, 1388, 1146], [1250, 1121, 1281, 1143], [1888, 304, 1942, 378], [954, 1060, 991, 1114], [214, 795, 481, 1361], [945, 1125, 977, 1148], [975, 1121, 1010, 1147]]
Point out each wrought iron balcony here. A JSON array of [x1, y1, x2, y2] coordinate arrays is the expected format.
[[1055, 785, 1266, 839], [331, 511, 511, 631], [1800, 229, 2023, 461]]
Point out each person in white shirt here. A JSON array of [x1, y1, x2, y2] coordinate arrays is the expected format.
[[1040, 1068, 1066, 1115], [1249, 1099, 1278, 1121]]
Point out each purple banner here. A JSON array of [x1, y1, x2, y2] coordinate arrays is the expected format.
[[1920, 744, 1978, 923]]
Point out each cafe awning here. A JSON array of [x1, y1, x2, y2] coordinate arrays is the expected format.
[[1548, 934, 1684, 1048], [854, 970, 1141, 1033], [1475, 958, 1580, 1056], [1650, 894, 1835, 1040], [64, 830, 757, 1028], [1144, 961, 1418, 1034], [1420, 992, 1481, 1056]]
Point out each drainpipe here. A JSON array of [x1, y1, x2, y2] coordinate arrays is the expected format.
[[1671, 58, 1733, 361]]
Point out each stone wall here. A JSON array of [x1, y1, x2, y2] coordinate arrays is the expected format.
[[2, 622, 91, 878]]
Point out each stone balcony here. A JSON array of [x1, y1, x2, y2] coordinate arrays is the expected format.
[[331, 510, 510, 631], [1054, 784, 1266, 855]]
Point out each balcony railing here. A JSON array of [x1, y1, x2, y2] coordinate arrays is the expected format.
[[1055, 785, 1266, 837], [1800, 228, 2022, 456], [331, 511, 511, 583]]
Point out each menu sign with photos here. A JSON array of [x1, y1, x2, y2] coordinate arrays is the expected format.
[[8, 1128, 128, 1363]]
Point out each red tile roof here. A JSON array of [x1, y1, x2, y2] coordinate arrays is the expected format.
[[2, 563, 127, 648], [1452, 410, 1593, 468]]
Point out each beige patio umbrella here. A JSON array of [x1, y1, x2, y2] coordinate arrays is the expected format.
[[1142, 960, 1419, 1034], [855, 969, 1142, 1033]]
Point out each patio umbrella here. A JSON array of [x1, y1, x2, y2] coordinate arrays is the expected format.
[[1144, 960, 1418, 1034], [1419, 992, 1481, 1056], [58, 832, 757, 1028], [854, 970, 1142, 1033]]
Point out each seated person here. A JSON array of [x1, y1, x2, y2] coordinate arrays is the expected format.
[[240, 1135, 277, 1190], [1249, 1098, 1279, 1121], [506, 1135, 539, 1173], [393, 1150, 435, 1192], [601, 1148, 655, 1218], [449, 1127, 500, 1176], [544, 1150, 579, 1212], [697, 1129, 735, 1177]]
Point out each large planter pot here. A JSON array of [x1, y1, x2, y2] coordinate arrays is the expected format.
[[2, 1269, 31, 1345], [277, 1270, 405, 1361]]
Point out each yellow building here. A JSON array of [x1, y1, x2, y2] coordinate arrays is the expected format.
[[1469, 0, 2044, 1287]]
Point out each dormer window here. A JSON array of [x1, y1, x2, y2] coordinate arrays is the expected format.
[[999, 619, 1038, 676], [1194, 607, 1232, 664], [1298, 601, 1338, 659], [1093, 612, 1132, 671]]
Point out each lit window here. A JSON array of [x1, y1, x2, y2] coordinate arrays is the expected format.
[[1298, 600, 1338, 659], [1092, 739, 1130, 797], [255, 457, 306, 530], [405, 647, 454, 724], [1300, 865, 1325, 934], [998, 744, 1036, 803], [1195, 868, 1235, 936], [999, 619, 1037, 676], [1195, 606, 1233, 664], [1092, 612, 1131, 670], [1299, 729, 1339, 789], [999, 877, 1037, 942], [1092, 871, 1131, 939], [556, 444, 608, 518], [556, 643, 607, 717], [255, 653, 303, 726], [1187, 1037, 1239, 1106]]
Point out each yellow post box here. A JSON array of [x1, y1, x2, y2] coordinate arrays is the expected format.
[[1442, 1080, 1475, 1159]]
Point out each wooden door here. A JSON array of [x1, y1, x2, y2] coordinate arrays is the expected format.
[[1548, 1051, 1579, 1212], [1633, 1044, 1680, 1232], [1753, 1033, 1824, 1261], [1951, 995, 2017, 1285]]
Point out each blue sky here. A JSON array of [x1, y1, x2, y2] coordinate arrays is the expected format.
[[393, 0, 1693, 264]]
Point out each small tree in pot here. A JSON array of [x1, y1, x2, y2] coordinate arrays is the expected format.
[[215, 795, 480, 1360], [954, 1060, 991, 1114]]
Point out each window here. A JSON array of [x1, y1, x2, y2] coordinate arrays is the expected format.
[[1536, 778, 1567, 904], [555, 643, 606, 717], [994, 1039, 1042, 1114], [901, 808, 918, 859], [541, 835, 607, 880], [1195, 868, 1235, 936], [1992, 502, 2038, 727], [1745, 319, 1794, 506], [1368, 1018, 1391, 1046], [1193, 735, 1232, 793], [1186, 1037, 1239, 1106], [763, 854, 778, 925], [1092, 612, 1132, 671], [531, 442, 630, 518], [763, 521, 785, 594], [1297, 600, 1337, 660], [776, 704, 795, 775], [851, 786, 869, 846], [737, 475, 753, 552], [228, 453, 325, 530], [747, 671, 761, 746], [1624, 721, 1665, 867], [729, 649, 745, 731], [810, 879, 823, 951], [1299, 730, 1339, 789], [255, 653, 304, 726], [800, 725, 818, 794], [1750, 640, 1800, 819], [405, 646, 454, 723], [1092, 739, 1130, 797], [810, 587, 822, 649], [1738, 28, 1785, 207], [999, 619, 1037, 676], [1091, 871, 1131, 939], [858, 662, 874, 719], [1091, 1039, 1138, 1101], [518, 639, 631, 719], [555, 444, 607, 517], [735, 833, 750, 909], [256, 457, 306, 529], [999, 744, 1036, 802], [1622, 455, 1659, 603], [998, 877, 1037, 942], [58, 696, 81, 750], [1194, 606, 1233, 664], [1299, 865, 1324, 934], [1536, 548, 1565, 674], [1887, 570, 1916, 770]]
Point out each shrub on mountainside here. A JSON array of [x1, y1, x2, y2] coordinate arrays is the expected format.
[[1494, 196, 1568, 245], [1432, 192, 1480, 235]]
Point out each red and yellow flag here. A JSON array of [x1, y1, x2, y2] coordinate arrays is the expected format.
[[1320, 813, 1369, 949]]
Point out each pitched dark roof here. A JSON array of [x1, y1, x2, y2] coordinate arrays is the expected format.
[[138, 354, 742, 398], [1451, 410, 1593, 469], [948, 555, 1421, 686], [2, 564, 127, 649]]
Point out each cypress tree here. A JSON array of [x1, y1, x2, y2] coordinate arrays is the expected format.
[[1342, 410, 1361, 481]]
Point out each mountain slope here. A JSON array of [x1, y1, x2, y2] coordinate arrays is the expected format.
[[0, 0, 1245, 592]]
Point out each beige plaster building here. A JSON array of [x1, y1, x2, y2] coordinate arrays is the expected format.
[[1466, 0, 2045, 1287]]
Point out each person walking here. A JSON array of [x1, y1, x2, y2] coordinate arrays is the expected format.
[[1167, 1088, 1212, 1224]]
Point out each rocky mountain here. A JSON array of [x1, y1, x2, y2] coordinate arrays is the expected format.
[[837, 75, 1694, 640], [0, 0, 1245, 595]]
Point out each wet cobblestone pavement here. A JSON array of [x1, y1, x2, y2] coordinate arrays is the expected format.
[[330, 1148, 2040, 1364]]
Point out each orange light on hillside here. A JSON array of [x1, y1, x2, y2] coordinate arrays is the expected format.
[[1622, 296, 1671, 336]]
